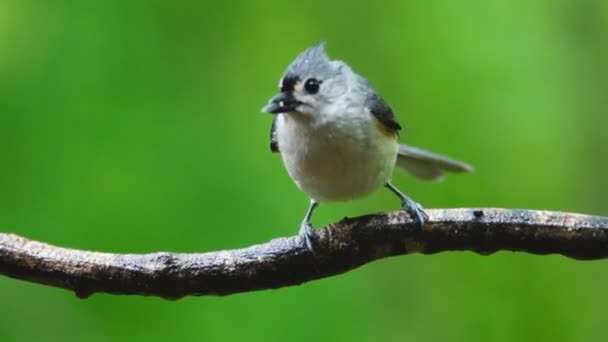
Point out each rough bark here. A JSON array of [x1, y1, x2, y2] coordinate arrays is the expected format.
[[1, 208, 607, 299]]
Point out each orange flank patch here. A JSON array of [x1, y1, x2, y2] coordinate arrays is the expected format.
[[373, 118, 399, 139]]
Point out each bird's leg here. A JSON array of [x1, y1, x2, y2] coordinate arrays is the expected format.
[[299, 199, 319, 251], [385, 182, 428, 226]]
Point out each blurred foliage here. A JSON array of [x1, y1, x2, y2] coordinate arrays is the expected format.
[[1, 0, 608, 341]]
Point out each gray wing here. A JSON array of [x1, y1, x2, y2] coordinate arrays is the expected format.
[[396, 144, 474, 181], [270, 115, 279, 153], [365, 91, 402, 132]]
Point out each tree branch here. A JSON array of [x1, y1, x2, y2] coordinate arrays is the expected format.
[[1, 208, 607, 299]]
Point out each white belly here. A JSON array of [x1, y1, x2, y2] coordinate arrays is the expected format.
[[276, 113, 398, 202]]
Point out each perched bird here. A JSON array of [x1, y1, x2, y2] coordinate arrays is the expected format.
[[261, 42, 472, 250]]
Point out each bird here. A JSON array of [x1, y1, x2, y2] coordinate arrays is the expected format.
[[261, 42, 472, 250]]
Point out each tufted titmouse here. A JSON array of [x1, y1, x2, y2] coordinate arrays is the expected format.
[[261, 42, 472, 250]]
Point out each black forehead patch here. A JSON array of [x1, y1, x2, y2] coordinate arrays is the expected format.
[[280, 75, 300, 92]]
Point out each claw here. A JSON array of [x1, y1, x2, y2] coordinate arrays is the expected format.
[[299, 221, 316, 251], [298, 199, 319, 252], [402, 199, 428, 228], [385, 182, 427, 229]]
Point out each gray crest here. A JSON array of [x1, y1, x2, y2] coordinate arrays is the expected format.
[[282, 42, 339, 80]]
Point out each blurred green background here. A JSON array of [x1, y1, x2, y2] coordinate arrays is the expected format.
[[1, 0, 608, 341]]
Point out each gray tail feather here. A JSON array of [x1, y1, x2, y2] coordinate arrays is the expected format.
[[396, 144, 474, 181]]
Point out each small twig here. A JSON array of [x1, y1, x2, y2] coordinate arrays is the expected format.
[[1, 208, 607, 299]]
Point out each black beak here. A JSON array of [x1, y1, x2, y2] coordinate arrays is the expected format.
[[261, 92, 302, 114]]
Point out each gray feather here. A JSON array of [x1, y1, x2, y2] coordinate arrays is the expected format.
[[282, 41, 340, 81], [365, 90, 402, 131], [396, 144, 473, 181]]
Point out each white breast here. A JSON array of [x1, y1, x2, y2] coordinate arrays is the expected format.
[[276, 109, 398, 202]]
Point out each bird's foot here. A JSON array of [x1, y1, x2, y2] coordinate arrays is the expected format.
[[401, 198, 428, 228], [298, 221, 317, 252]]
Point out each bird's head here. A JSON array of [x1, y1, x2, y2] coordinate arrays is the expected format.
[[261, 42, 352, 117]]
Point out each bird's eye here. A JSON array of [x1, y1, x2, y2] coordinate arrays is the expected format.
[[304, 78, 321, 94]]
